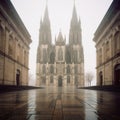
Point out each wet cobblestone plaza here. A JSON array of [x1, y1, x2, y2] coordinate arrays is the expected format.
[[0, 87, 120, 120]]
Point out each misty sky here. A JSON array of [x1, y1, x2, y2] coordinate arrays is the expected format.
[[11, 0, 113, 86]]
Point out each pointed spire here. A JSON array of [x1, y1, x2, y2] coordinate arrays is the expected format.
[[71, 1, 78, 24], [57, 30, 63, 41], [39, 0, 52, 45], [43, 1, 50, 24], [57, 30, 63, 42]]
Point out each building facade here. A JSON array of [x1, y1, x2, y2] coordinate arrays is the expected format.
[[93, 0, 120, 86], [0, 0, 32, 86], [36, 4, 84, 87]]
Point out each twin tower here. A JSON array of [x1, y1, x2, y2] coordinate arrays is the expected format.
[[36, 3, 84, 87]]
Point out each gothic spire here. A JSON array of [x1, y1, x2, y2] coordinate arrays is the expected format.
[[56, 31, 65, 45], [57, 31, 64, 42], [39, 2, 52, 45], [43, 3, 50, 25], [71, 2, 78, 24], [69, 1, 82, 45]]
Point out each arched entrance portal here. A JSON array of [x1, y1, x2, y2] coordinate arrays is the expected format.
[[114, 64, 120, 85], [99, 71, 103, 86], [58, 76, 62, 87], [16, 69, 20, 86]]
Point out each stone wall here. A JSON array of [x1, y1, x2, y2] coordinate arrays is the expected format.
[[0, 0, 31, 86]]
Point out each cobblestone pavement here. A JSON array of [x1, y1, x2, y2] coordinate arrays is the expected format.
[[0, 87, 120, 120]]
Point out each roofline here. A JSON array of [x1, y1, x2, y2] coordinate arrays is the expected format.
[[0, 0, 31, 40], [93, 0, 120, 41]]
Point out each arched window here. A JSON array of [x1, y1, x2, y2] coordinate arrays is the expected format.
[[114, 32, 120, 54], [99, 48, 102, 64], [58, 47, 63, 61], [75, 65, 78, 74], [8, 36, 13, 56], [50, 65, 54, 74], [67, 76, 70, 83], [24, 50, 26, 65], [50, 76, 53, 83], [106, 41, 109, 60], [67, 65, 70, 74], [42, 65, 46, 74], [73, 50, 78, 63], [58, 76, 62, 86], [17, 44, 20, 61], [99, 71, 103, 86], [50, 52, 55, 64], [66, 51, 71, 63], [42, 77, 46, 84], [43, 48, 47, 63]]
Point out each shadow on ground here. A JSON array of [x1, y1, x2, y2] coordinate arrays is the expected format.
[[79, 85, 120, 92], [0, 85, 43, 93]]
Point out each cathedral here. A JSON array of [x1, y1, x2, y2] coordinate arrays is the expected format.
[[36, 4, 84, 87]]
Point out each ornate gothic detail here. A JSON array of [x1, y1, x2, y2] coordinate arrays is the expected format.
[[36, 3, 84, 87]]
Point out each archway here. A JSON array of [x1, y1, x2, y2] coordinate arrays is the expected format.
[[58, 76, 62, 87], [99, 71, 103, 86], [16, 70, 20, 86], [114, 64, 120, 85]]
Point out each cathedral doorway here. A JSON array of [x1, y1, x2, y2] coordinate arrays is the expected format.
[[114, 64, 120, 85], [58, 76, 62, 87], [99, 71, 103, 86], [16, 69, 20, 86]]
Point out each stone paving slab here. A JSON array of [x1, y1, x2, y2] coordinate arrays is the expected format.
[[0, 87, 120, 120]]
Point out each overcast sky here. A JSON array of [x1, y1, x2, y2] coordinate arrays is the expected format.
[[11, 0, 113, 86]]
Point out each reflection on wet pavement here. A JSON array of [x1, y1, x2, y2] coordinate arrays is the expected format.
[[0, 87, 120, 120]]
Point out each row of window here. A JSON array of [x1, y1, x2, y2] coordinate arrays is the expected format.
[[0, 25, 28, 66], [98, 31, 120, 65], [42, 76, 78, 84], [41, 65, 78, 74], [8, 36, 28, 65], [41, 48, 80, 63]]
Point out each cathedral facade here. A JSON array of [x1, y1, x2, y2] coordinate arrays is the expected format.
[[36, 4, 84, 87]]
